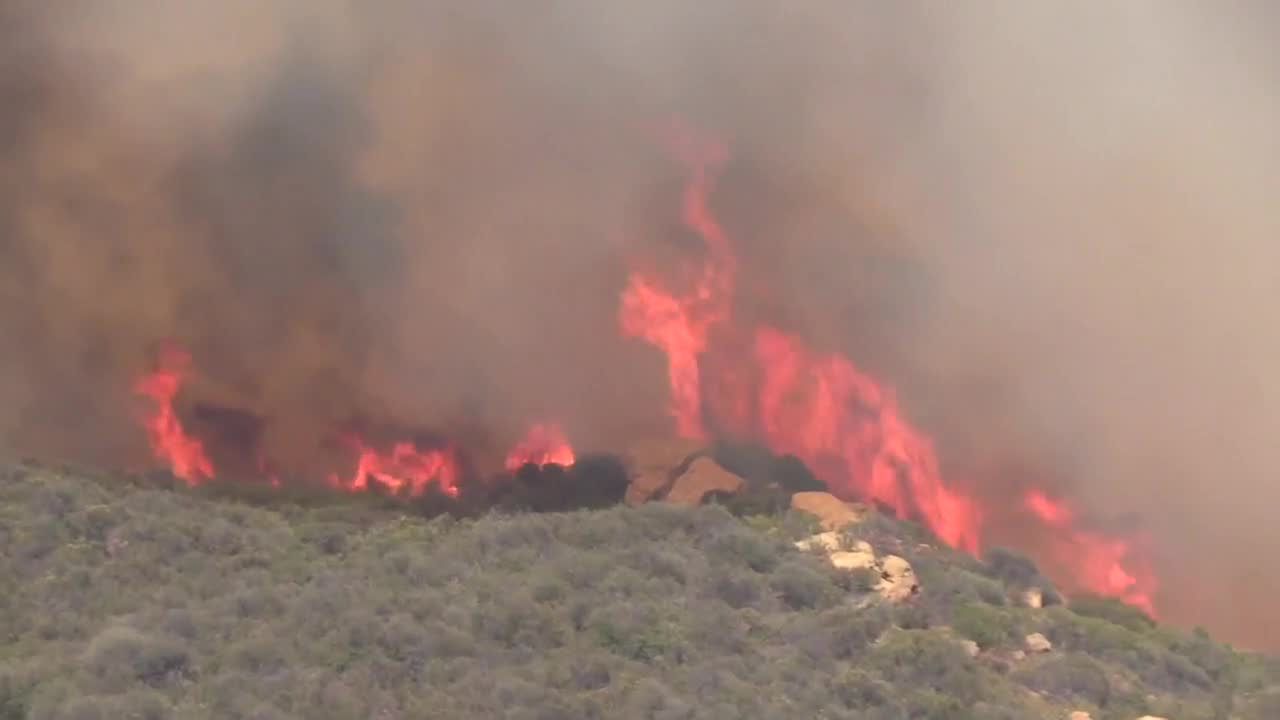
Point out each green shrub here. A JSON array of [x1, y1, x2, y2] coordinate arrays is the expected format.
[[707, 530, 781, 573], [80, 626, 190, 690], [868, 629, 986, 703], [899, 689, 975, 720], [1044, 607, 1213, 693], [847, 566, 880, 593], [0, 667, 31, 720], [770, 563, 839, 610], [952, 603, 1020, 650], [781, 605, 884, 667], [1015, 653, 1112, 707], [0, 463, 1274, 719], [708, 567, 766, 609], [831, 668, 894, 710], [893, 602, 932, 630], [919, 565, 1009, 608], [1154, 625, 1235, 682], [1069, 594, 1156, 632], [592, 610, 686, 664]]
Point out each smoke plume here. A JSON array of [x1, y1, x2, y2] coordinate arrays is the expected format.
[[2, 2, 1277, 645]]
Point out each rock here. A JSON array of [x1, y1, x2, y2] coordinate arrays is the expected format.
[[1010, 650, 1026, 661], [790, 491, 866, 530], [960, 639, 980, 658], [664, 457, 745, 506], [1134, 717, 1168, 720], [623, 438, 707, 505], [829, 548, 878, 571], [795, 532, 874, 556], [1022, 586, 1044, 609], [795, 532, 918, 602], [1068, 712, 1092, 720], [877, 555, 919, 602], [1025, 633, 1053, 653], [794, 531, 843, 553]]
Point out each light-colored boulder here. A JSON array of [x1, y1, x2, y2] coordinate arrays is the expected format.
[[830, 549, 878, 571], [1022, 586, 1044, 609], [664, 457, 745, 506], [1025, 633, 1053, 653], [1068, 712, 1092, 720], [795, 534, 918, 602], [878, 555, 919, 602], [623, 438, 707, 505], [960, 639, 980, 658], [795, 533, 874, 555], [1134, 717, 1168, 720], [794, 531, 843, 553], [790, 491, 866, 531]]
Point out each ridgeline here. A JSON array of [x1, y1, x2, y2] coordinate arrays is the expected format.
[[0, 461, 1276, 720]]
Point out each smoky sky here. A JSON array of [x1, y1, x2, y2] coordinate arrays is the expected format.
[[2, 2, 1278, 646]]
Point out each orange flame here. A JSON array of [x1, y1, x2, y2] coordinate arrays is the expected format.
[[617, 128, 1156, 610], [618, 133, 982, 551], [124, 125, 1160, 615], [619, 126, 735, 439], [505, 423, 576, 471], [133, 345, 215, 485], [329, 435, 460, 498], [1025, 490, 1158, 616], [132, 348, 567, 500], [752, 327, 982, 552]]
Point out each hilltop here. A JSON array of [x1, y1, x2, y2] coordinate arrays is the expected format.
[[0, 461, 1276, 720]]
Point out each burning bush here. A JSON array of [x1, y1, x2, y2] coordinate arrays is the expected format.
[[94, 124, 1165, 631]]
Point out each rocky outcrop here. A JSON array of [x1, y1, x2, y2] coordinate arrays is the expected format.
[[794, 531, 842, 553], [878, 555, 918, 602], [796, 532, 879, 570], [795, 532, 919, 602], [664, 457, 745, 506], [790, 491, 865, 530], [829, 544, 878, 571], [1025, 633, 1052, 653], [623, 438, 707, 506]]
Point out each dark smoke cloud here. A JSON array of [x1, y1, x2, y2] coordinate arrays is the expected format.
[[2, 2, 1278, 645]]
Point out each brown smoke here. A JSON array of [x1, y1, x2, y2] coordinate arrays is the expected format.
[[2, 2, 1278, 645]]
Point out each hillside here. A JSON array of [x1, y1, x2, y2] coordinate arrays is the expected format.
[[1, 461, 1277, 720]]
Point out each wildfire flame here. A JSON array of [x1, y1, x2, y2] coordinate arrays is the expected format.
[[133, 345, 215, 485], [328, 436, 460, 498], [618, 128, 1157, 612], [1025, 490, 1158, 615], [750, 327, 982, 553], [134, 349, 566, 501], [505, 423, 576, 471], [619, 126, 735, 440], [618, 132, 982, 551], [128, 124, 1159, 616]]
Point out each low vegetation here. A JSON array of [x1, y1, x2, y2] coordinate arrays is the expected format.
[[0, 461, 1275, 719]]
